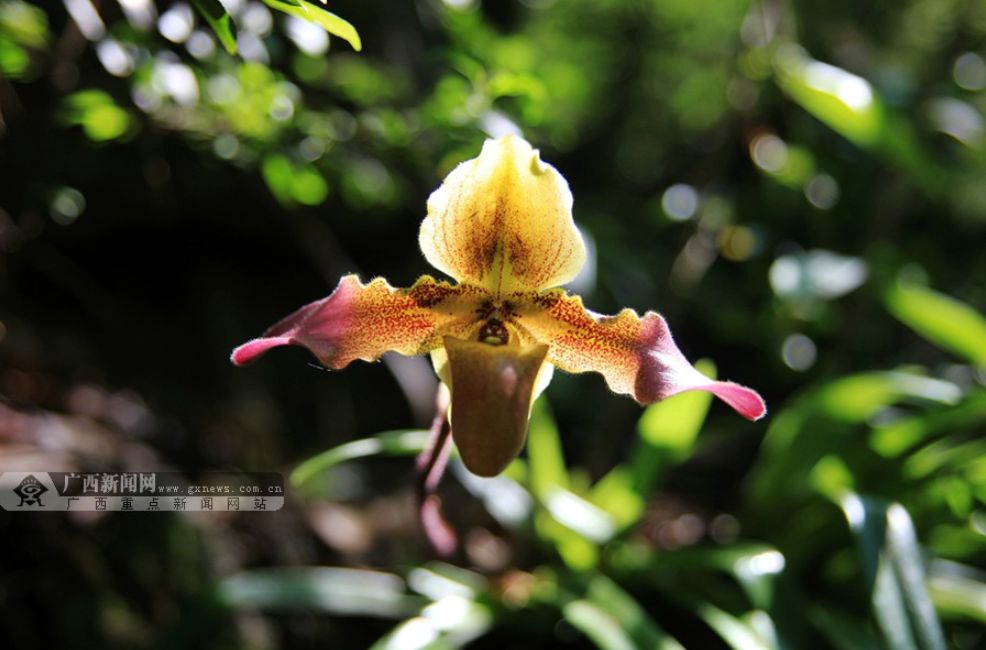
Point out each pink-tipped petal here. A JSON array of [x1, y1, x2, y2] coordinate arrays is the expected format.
[[230, 274, 478, 370], [632, 314, 767, 421], [231, 336, 294, 365], [514, 288, 766, 421], [700, 382, 767, 421]]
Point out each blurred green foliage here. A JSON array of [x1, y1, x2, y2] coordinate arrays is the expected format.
[[2, 0, 986, 648]]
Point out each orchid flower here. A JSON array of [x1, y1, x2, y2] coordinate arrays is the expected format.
[[232, 136, 765, 477]]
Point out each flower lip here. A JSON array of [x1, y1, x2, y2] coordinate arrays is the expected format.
[[443, 336, 548, 477]]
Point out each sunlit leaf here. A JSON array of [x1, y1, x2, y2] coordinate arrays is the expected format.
[[813, 372, 959, 422], [748, 371, 959, 514], [870, 391, 986, 457], [887, 281, 986, 367], [453, 465, 533, 527], [190, 0, 237, 54], [637, 358, 716, 460], [524, 400, 599, 569], [903, 437, 986, 480], [608, 543, 786, 620], [775, 47, 883, 146], [0, 39, 29, 77], [217, 567, 426, 617], [542, 486, 616, 544], [261, 154, 330, 206], [928, 560, 986, 624], [369, 618, 448, 650], [0, 0, 49, 48], [527, 399, 569, 495], [564, 600, 636, 650], [590, 361, 715, 529], [290, 429, 430, 487], [62, 90, 132, 141], [587, 468, 643, 531], [774, 46, 941, 194], [262, 0, 362, 51], [810, 454, 856, 500], [693, 604, 772, 650], [369, 596, 492, 650], [839, 495, 946, 650], [562, 575, 684, 650]]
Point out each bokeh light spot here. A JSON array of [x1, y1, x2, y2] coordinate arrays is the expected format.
[[717, 225, 757, 261], [285, 16, 328, 56], [781, 334, 817, 371], [50, 186, 86, 225], [661, 183, 699, 221], [804, 173, 840, 209], [158, 3, 194, 44], [954, 52, 986, 91], [750, 133, 788, 173]]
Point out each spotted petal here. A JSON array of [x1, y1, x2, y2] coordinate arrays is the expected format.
[[513, 290, 766, 420], [419, 135, 587, 295], [231, 275, 479, 369]]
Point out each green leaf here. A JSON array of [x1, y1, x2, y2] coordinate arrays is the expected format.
[[62, 90, 132, 141], [886, 281, 986, 367], [527, 399, 569, 495], [903, 436, 986, 479], [590, 361, 715, 529], [564, 600, 636, 650], [808, 605, 884, 650], [542, 486, 616, 544], [928, 560, 986, 624], [773, 47, 941, 194], [633, 358, 715, 482], [869, 391, 986, 458], [775, 48, 882, 146], [290, 429, 430, 488], [369, 598, 492, 650], [525, 400, 600, 569], [562, 575, 685, 650], [0, 0, 50, 48], [693, 604, 772, 650], [839, 495, 946, 650], [217, 567, 426, 617], [261, 154, 330, 206], [262, 0, 362, 51], [747, 370, 960, 517], [190, 0, 237, 54]]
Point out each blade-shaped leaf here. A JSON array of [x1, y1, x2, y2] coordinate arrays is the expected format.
[[693, 604, 772, 650], [887, 281, 986, 366], [869, 391, 986, 458], [562, 575, 685, 650], [527, 398, 569, 495], [774, 47, 941, 194], [839, 495, 946, 650], [369, 597, 492, 650], [262, 0, 362, 51], [190, 0, 237, 54], [217, 567, 425, 617], [525, 399, 599, 569], [747, 371, 960, 517], [590, 360, 715, 529], [808, 605, 884, 650], [928, 560, 986, 624], [542, 486, 616, 544], [291, 429, 430, 488]]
